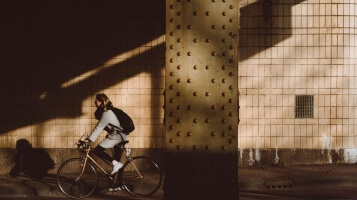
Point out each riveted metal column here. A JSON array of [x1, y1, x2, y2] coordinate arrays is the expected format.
[[165, 1, 238, 200]]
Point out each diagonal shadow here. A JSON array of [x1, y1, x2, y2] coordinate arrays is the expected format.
[[0, 0, 165, 135], [239, 0, 306, 60]]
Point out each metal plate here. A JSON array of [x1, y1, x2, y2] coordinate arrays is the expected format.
[[165, 1, 238, 199]]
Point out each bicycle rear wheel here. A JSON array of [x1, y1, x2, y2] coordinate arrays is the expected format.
[[57, 158, 98, 198], [121, 156, 162, 197]]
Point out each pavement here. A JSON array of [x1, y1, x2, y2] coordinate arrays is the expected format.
[[0, 164, 357, 200]]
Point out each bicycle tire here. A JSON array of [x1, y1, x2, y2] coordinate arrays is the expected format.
[[120, 156, 162, 197], [57, 158, 98, 199]]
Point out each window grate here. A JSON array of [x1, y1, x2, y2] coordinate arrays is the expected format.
[[295, 95, 314, 118]]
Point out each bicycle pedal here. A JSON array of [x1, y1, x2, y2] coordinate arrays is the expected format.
[[108, 186, 123, 192]]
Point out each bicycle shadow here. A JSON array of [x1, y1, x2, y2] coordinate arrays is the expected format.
[[10, 139, 54, 179], [18, 173, 163, 199]]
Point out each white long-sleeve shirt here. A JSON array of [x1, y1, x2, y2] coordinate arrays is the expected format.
[[88, 110, 122, 142]]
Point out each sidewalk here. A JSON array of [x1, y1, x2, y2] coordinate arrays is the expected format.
[[0, 164, 357, 199]]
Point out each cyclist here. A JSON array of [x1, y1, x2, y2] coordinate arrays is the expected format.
[[84, 93, 127, 175]]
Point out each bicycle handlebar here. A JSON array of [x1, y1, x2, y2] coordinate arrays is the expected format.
[[76, 139, 91, 152]]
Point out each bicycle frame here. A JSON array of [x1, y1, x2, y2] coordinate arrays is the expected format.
[[77, 143, 143, 183]]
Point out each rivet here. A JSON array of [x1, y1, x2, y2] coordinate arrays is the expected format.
[[187, 79, 191, 83], [170, 139, 174, 143], [222, 12, 226, 16], [222, 38, 226, 43], [170, 5, 174, 9], [177, 52, 181, 56], [176, 92, 181, 96], [170, 85, 174, 90], [229, 139, 234, 143], [211, 79, 215, 83], [222, 0, 226, 2], [177, 79, 181, 83], [187, 105, 192, 110], [170, 45, 174, 49], [222, 92, 226, 97], [206, 65, 209, 70], [193, 145, 198, 150], [229, 85, 233, 90], [222, 132, 227, 137], [170, 18, 174, 22], [170, 58, 174, 63], [170, 31, 174, 36], [193, 65, 197, 70], [222, 145, 227, 150], [177, 145, 181, 150], [229, 72, 234, 76], [177, 11, 181, 16], [193, 11, 198, 16], [222, 25, 226, 29], [187, 52, 191, 56], [177, 38, 181, 43], [205, 92, 210, 96], [169, 98, 174, 103], [229, 45, 234, 50], [205, 119, 210, 123], [193, 119, 198, 123], [212, 0, 215, 2], [229, 112, 233, 116], [230, 5, 234, 9], [222, 105, 227, 110], [177, 119, 181, 123], [229, 99, 233, 103], [229, 126, 233, 130], [229, 59, 234, 63], [170, 112, 175, 116], [193, 92, 197, 96], [177, 0, 181, 2], [222, 79, 226, 83], [205, 11, 210, 16], [222, 65, 226, 70], [187, 132, 192, 136], [205, 145, 210, 150], [211, 52, 216, 56], [211, 132, 216, 137], [211, 105, 216, 110], [205, 38, 210, 43], [222, 52, 227, 56], [229, 18, 233, 23], [177, 65, 181, 69], [169, 125, 174, 130], [188, 25, 192, 29], [229, 32, 234, 37], [187, 0, 191, 2], [170, 72, 174, 76], [212, 25, 216, 29], [177, 132, 181, 136], [193, 38, 198, 43], [222, 119, 227, 123], [177, 105, 181, 110], [177, 25, 181, 29]]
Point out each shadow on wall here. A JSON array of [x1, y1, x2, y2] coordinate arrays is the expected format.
[[239, 0, 305, 60], [10, 139, 54, 178], [0, 0, 165, 135]]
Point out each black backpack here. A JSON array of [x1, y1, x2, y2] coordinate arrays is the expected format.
[[110, 107, 135, 135]]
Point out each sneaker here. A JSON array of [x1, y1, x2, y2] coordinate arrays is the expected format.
[[111, 160, 123, 175]]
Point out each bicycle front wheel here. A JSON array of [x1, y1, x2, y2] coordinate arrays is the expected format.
[[57, 158, 98, 198], [121, 156, 162, 197]]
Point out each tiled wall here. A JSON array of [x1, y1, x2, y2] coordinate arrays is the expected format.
[[0, 1, 165, 149], [238, 0, 357, 149]]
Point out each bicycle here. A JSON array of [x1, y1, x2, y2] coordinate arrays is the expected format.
[[56, 133, 163, 199]]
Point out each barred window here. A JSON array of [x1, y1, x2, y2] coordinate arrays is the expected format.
[[295, 95, 314, 118]]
